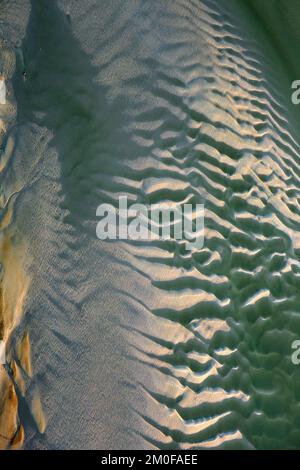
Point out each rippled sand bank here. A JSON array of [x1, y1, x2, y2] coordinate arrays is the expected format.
[[2, 0, 300, 449]]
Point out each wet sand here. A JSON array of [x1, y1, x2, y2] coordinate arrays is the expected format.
[[1, 0, 300, 449]]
